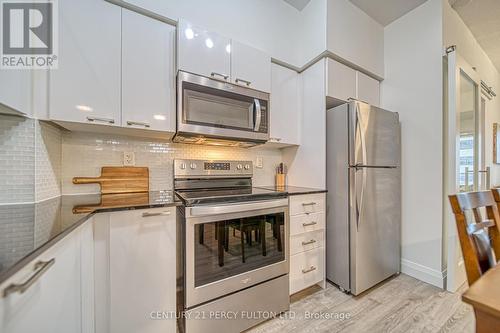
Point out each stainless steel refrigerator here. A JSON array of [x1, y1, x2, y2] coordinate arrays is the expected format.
[[326, 100, 401, 296]]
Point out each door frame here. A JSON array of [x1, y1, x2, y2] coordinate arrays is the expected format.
[[444, 49, 482, 292]]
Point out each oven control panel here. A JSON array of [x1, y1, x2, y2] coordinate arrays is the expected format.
[[174, 159, 253, 178]]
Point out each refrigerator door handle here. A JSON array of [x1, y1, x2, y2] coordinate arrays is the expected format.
[[355, 166, 367, 231], [356, 103, 368, 167]]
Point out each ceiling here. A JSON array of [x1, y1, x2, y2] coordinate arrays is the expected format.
[[349, 0, 428, 26], [283, 0, 311, 11], [450, 0, 500, 72]]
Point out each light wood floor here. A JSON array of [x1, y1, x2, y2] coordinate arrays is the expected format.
[[248, 274, 474, 333]]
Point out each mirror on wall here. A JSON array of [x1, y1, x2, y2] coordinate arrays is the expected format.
[[494, 123, 500, 164]]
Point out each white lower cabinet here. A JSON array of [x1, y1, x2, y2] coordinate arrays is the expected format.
[[289, 193, 326, 295], [0, 219, 94, 333], [95, 207, 177, 333]]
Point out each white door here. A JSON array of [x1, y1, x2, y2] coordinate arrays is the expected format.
[[269, 63, 300, 145], [326, 58, 356, 103], [122, 9, 176, 132], [231, 40, 271, 92], [445, 50, 483, 292], [49, 0, 121, 126], [109, 208, 176, 333], [177, 19, 231, 81]]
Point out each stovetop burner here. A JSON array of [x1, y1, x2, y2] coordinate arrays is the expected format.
[[175, 186, 286, 206]]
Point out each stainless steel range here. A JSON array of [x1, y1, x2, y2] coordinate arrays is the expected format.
[[175, 159, 289, 333]]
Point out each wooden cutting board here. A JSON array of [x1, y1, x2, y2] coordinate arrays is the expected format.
[[72, 167, 149, 194]]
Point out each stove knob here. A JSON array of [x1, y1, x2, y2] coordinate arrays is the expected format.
[[180, 163, 186, 170], [237, 164, 243, 170], [190, 163, 197, 169], [244, 164, 250, 170]]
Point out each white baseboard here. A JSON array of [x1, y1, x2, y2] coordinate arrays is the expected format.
[[401, 259, 446, 288]]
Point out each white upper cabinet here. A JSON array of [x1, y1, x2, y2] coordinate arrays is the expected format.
[[231, 40, 271, 92], [122, 10, 176, 132], [49, 0, 121, 126], [356, 71, 380, 107], [178, 19, 231, 80], [326, 58, 380, 107], [326, 58, 356, 104], [269, 63, 300, 146], [0, 71, 32, 116]]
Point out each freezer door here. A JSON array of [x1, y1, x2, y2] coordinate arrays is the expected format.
[[349, 166, 401, 295], [349, 101, 400, 167]]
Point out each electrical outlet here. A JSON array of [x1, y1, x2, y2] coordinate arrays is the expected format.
[[255, 157, 263, 169], [123, 152, 135, 166]]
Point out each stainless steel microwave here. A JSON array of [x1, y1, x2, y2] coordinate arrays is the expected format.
[[174, 71, 270, 147]]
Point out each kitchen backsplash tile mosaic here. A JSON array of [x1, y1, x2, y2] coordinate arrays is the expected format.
[[61, 131, 282, 194], [35, 121, 62, 201], [0, 115, 35, 203], [0, 114, 283, 201]]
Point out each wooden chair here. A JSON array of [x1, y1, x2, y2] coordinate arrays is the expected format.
[[448, 191, 500, 285]]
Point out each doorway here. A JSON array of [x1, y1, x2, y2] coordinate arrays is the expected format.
[[444, 49, 485, 292]]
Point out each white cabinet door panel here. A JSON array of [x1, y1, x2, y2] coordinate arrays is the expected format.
[[122, 10, 176, 132], [49, 0, 121, 125], [0, 230, 82, 333], [326, 58, 356, 103], [178, 19, 231, 80], [231, 40, 271, 92], [356, 71, 380, 107], [269, 64, 300, 145], [0, 71, 32, 116], [109, 208, 176, 333]]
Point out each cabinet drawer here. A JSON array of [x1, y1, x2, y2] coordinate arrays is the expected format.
[[290, 212, 325, 236], [290, 247, 324, 295], [290, 230, 324, 256], [289, 193, 325, 216]]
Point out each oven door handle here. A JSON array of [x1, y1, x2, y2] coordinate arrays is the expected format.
[[189, 199, 287, 217]]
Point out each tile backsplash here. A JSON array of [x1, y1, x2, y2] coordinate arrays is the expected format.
[[62, 132, 282, 194], [0, 115, 35, 203], [0, 113, 283, 201]]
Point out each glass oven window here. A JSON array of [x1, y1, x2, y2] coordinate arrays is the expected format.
[[194, 212, 285, 287], [183, 82, 256, 131]]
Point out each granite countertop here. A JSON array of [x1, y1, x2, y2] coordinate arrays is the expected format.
[[0, 190, 180, 285], [256, 185, 327, 196]]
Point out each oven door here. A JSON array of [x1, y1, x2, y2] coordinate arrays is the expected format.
[[185, 199, 288, 308], [177, 71, 269, 142]]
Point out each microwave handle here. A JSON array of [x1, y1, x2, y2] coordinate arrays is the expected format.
[[253, 99, 262, 131]]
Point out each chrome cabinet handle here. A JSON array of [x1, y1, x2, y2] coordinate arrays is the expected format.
[[253, 99, 262, 131], [302, 221, 317, 227], [127, 121, 150, 128], [235, 78, 251, 86], [269, 137, 282, 142], [142, 211, 171, 217], [3, 258, 55, 298], [302, 202, 317, 206], [302, 239, 317, 246], [86, 116, 115, 124], [210, 72, 229, 80], [302, 266, 316, 274]]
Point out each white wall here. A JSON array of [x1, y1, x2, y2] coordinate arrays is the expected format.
[[381, 0, 445, 287], [123, 0, 304, 66], [326, 0, 384, 78], [297, 0, 327, 65], [283, 60, 326, 188]]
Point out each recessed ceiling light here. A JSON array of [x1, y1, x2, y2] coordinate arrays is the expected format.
[[154, 114, 166, 121], [184, 28, 194, 40], [205, 38, 214, 48]]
